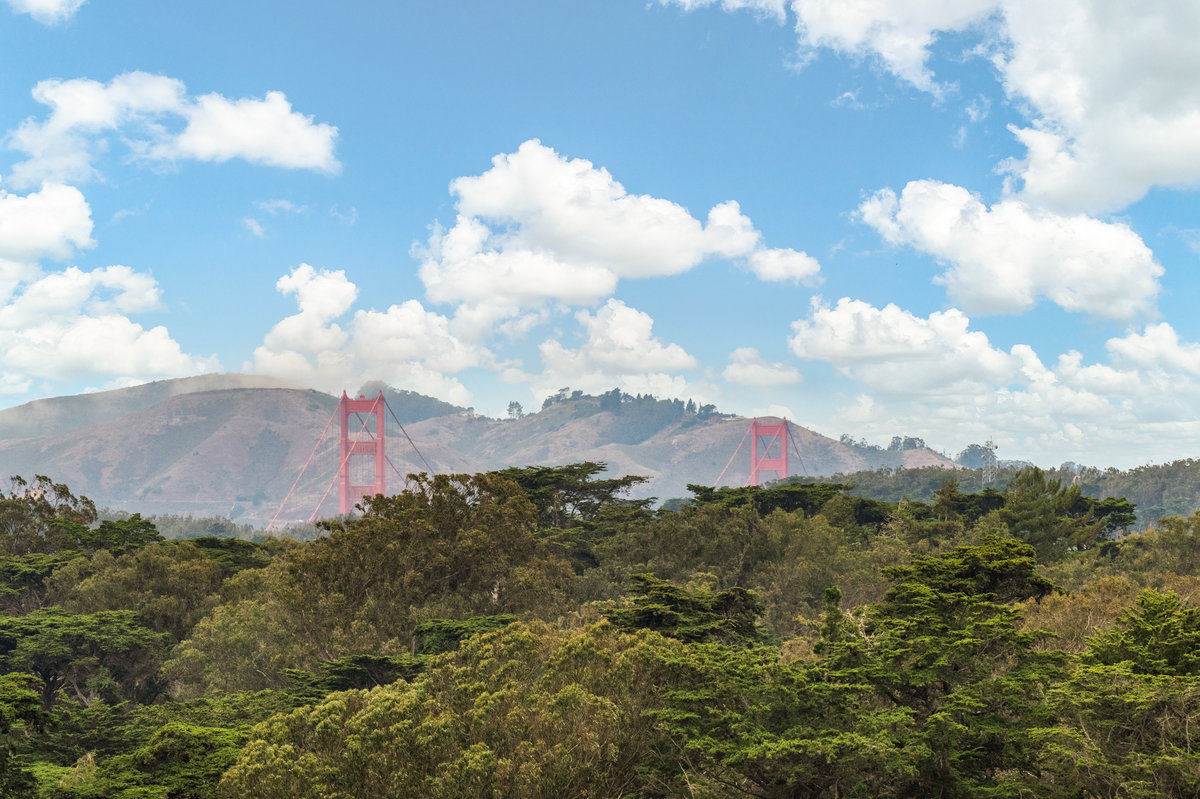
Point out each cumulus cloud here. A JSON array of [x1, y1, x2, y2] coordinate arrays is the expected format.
[[789, 0, 999, 95], [6, 72, 338, 187], [5, 0, 85, 24], [998, 0, 1200, 212], [0, 266, 216, 389], [416, 140, 819, 331], [859, 179, 1162, 320], [1107, 323, 1200, 377], [789, 297, 1017, 398], [533, 299, 699, 400], [723, 347, 802, 387], [163, 91, 339, 172], [672, 1, 1200, 212], [250, 264, 485, 406], [0, 180, 207, 392], [788, 297, 1200, 466], [0, 183, 93, 265]]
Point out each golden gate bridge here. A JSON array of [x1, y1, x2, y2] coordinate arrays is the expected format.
[[268, 394, 807, 529]]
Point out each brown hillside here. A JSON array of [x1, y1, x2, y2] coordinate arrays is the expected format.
[[0, 379, 961, 524]]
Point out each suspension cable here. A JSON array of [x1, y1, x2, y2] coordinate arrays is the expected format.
[[384, 398, 434, 475], [267, 402, 338, 531], [712, 421, 752, 488], [786, 421, 811, 478]]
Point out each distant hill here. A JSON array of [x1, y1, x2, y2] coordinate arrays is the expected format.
[[0, 374, 303, 440], [0, 376, 960, 525]]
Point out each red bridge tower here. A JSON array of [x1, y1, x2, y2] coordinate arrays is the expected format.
[[749, 418, 789, 486], [339, 391, 386, 514]]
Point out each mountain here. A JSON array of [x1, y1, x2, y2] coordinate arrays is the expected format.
[[0, 376, 959, 525], [0, 374, 304, 440]]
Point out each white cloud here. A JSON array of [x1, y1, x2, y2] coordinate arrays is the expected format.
[[858, 179, 1161, 320], [533, 299, 699, 400], [0, 182, 201, 390], [1107, 323, 1200, 377], [755, 403, 799, 420], [659, 0, 787, 22], [746, 247, 821, 283], [789, 297, 1017, 397], [3, 316, 214, 380], [0, 265, 159, 329], [0, 266, 215, 385], [789, 298, 1200, 467], [998, 0, 1200, 212], [352, 301, 486, 375], [723, 347, 802, 386], [250, 265, 485, 406], [674, 1, 1200, 211], [255, 199, 306, 215], [5, 0, 85, 24], [415, 140, 819, 330], [242, 218, 265, 238], [260, 264, 357, 359], [6, 72, 338, 187], [0, 183, 94, 263], [164, 91, 339, 173], [789, 0, 1000, 95], [0, 182, 94, 305]]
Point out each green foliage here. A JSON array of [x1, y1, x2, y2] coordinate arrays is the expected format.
[[65, 515, 163, 556], [27, 692, 296, 799], [0, 469, 1170, 797], [165, 471, 573, 695], [1094, 458, 1200, 527], [655, 640, 899, 797], [220, 622, 682, 799], [496, 462, 652, 571], [882, 533, 1056, 603], [582, 500, 908, 634], [650, 535, 1066, 796], [821, 536, 1064, 794], [1032, 664, 1200, 797], [412, 615, 518, 656], [286, 654, 426, 703], [1000, 466, 1106, 558], [144, 515, 260, 542], [687, 480, 855, 516], [0, 476, 97, 557], [0, 672, 43, 798], [0, 608, 168, 708], [1085, 589, 1200, 675], [604, 573, 768, 645], [46, 542, 229, 641], [0, 551, 84, 614], [128, 722, 245, 797]]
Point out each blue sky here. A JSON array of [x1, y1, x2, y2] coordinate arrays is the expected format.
[[2, 0, 1199, 468]]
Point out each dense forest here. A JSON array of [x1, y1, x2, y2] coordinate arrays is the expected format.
[[3, 464, 1200, 796], [794, 458, 1200, 530]]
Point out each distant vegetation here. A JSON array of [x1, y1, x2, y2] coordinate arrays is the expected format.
[[356, 381, 466, 424], [4, 464, 1200, 795], [793, 458, 1200, 530], [540, 387, 727, 445]]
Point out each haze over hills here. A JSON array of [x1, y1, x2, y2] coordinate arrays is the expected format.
[[0, 374, 959, 525]]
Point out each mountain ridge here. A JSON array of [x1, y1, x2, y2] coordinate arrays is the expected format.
[[0, 374, 960, 523]]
